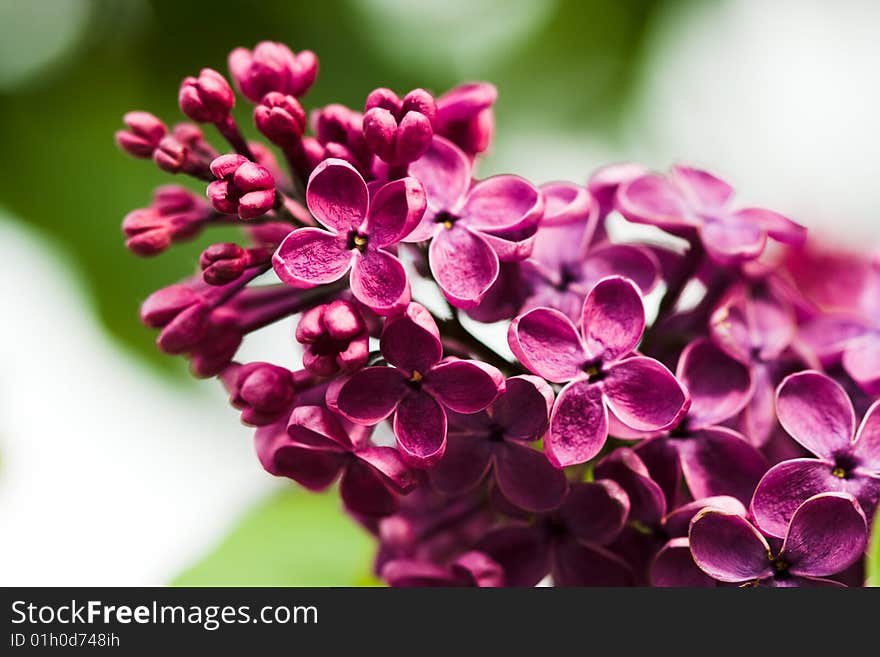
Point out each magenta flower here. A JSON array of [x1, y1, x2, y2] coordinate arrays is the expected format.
[[273, 159, 426, 315], [327, 303, 505, 467], [228, 41, 318, 102], [434, 82, 497, 157], [751, 371, 880, 537], [207, 154, 276, 220], [690, 492, 867, 587], [221, 362, 302, 426], [253, 92, 307, 148], [295, 300, 369, 377], [616, 165, 805, 264], [382, 551, 504, 587], [508, 276, 689, 467], [522, 181, 659, 321], [302, 104, 371, 175], [429, 375, 568, 512], [255, 406, 416, 517], [478, 481, 634, 586], [178, 68, 235, 124], [406, 136, 543, 308], [123, 185, 214, 256], [362, 87, 436, 166]]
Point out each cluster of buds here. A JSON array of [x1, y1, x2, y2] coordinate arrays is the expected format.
[[116, 40, 878, 587]]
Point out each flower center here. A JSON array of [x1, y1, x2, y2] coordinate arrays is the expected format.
[[347, 231, 369, 253], [582, 359, 606, 383], [407, 370, 424, 390], [488, 424, 505, 443], [434, 210, 459, 230], [771, 558, 790, 580], [831, 452, 858, 479]]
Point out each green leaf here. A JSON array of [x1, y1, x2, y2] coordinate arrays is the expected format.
[[173, 487, 382, 587], [869, 514, 880, 587]]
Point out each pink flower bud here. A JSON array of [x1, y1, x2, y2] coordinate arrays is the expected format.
[[254, 92, 307, 146], [153, 123, 217, 178], [435, 82, 497, 156], [296, 300, 369, 376], [115, 111, 167, 158], [122, 186, 213, 256], [228, 41, 318, 102], [179, 68, 235, 124], [362, 88, 437, 165], [222, 362, 298, 425], [207, 154, 276, 220], [200, 242, 271, 285]]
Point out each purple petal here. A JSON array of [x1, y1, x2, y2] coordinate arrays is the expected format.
[[356, 445, 417, 493], [688, 510, 773, 583], [306, 158, 369, 231], [733, 207, 806, 246], [855, 400, 880, 470], [407, 135, 471, 215], [272, 227, 352, 287], [476, 525, 550, 587], [776, 370, 856, 458], [460, 175, 543, 233], [508, 307, 585, 382], [633, 437, 683, 508], [529, 220, 592, 270], [558, 480, 630, 545], [546, 379, 608, 467], [843, 333, 880, 396], [540, 181, 595, 228], [381, 560, 458, 587], [602, 356, 689, 432], [365, 177, 427, 247], [676, 427, 767, 505], [595, 448, 667, 525], [326, 366, 407, 425], [799, 314, 871, 363], [662, 496, 747, 538], [582, 244, 660, 295], [393, 391, 447, 467], [429, 225, 499, 309], [350, 248, 410, 315], [380, 302, 442, 374], [588, 161, 648, 217], [581, 276, 645, 361], [491, 375, 554, 441], [286, 405, 354, 450], [340, 460, 399, 517], [677, 338, 752, 428], [764, 575, 846, 588], [736, 365, 776, 448], [449, 551, 506, 588], [551, 539, 633, 587], [700, 216, 766, 264], [254, 424, 345, 489], [423, 359, 505, 414], [781, 492, 867, 577], [494, 441, 568, 512], [616, 174, 695, 229], [651, 538, 716, 587], [669, 165, 735, 211], [428, 435, 493, 495]]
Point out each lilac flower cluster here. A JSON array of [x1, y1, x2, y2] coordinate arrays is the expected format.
[[116, 41, 879, 587]]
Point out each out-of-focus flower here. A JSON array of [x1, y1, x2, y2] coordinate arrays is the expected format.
[[123, 186, 215, 256], [435, 82, 496, 157], [228, 41, 318, 102]]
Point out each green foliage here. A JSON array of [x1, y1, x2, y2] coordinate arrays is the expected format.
[[869, 515, 880, 587], [173, 487, 381, 586]]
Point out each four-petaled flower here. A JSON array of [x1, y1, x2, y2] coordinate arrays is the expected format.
[[689, 492, 867, 587], [327, 303, 505, 467], [406, 136, 543, 308], [273, 159, 427, 315], [508, 276, 689, 467], [750, 370, 880, 537], [616, 165, 805, 264]]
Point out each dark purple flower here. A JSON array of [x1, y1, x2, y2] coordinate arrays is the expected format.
[[382, 551, 504, 587], [478, 481, 633, 586], [255, 405, 416, 517], [207, 154, 276, 220], [429, 375, 567, 512], [273, 159, 426, 315], [434, 82, 496, 157], [295, 300, 369, 377], [221, 362, 302, 426], [115, 111, 167, 158], [327, 303, 505, 467], [751, 370, 880, 537], [123, 186, 215, 256], [690, 492, 867, 587], [406, 137, 543, 308], [362, 87, 436, 166], [199, 242, 271, 285], [228, 42, 318, 102], [616, 165, 805, 265], [509, 276, 689, 467]]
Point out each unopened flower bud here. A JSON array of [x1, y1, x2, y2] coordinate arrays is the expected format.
[[222, 362, 298, 425], [179, 68, 235, 124], [228, 41, 318, 102], [115, 111, 167, 158], [254, 92, 307, 147], [363, 88, 436, 166], [296, 300, 369, 376], [207, 154, 276, 220]]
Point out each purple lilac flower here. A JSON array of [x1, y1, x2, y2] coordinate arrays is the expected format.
[[434, 82, 496, 158], [406, 136, 543, 308], [327, 303, 505, 467], [429, 375, 567, 512], [228, 41, 318, 102], [362, 88, 436, 167], [295, 300, 370, 377], [509, 276, 689, 467], [273, 159, 426, 315], [382, 551, 504, 587], [256, 405, 415, 517], [751, 370, 880, 537], [690, 492, 867, 587], [478, 481, 633, 586], [207, 154, 277, 220], [221, 362, 306, 426], [616, 165, 805, 264], [253, 92, 307, 148]]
